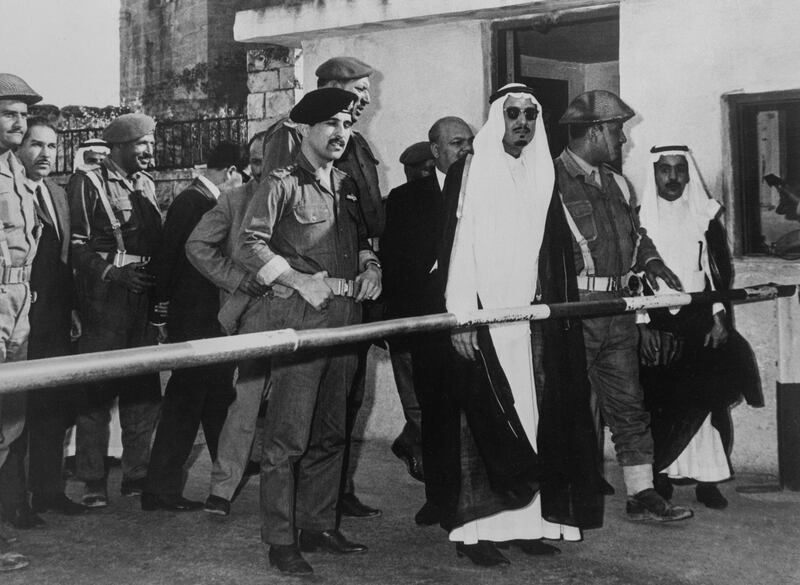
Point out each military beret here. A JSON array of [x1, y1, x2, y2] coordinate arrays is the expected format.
[[315, 57, 374, 82], [102, 113, 156, 144], [559, 90, 635, 125], [399, 141, 434, 166], [290, 88, 357, 126], [0, 73, 42, 105]]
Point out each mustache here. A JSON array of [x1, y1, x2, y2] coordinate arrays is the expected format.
[[512, 126, 531, 133], [666, 181, 681, 189], [328, 138, 346, 147]]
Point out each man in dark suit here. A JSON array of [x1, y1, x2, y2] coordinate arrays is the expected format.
[[16, 117, 86, 517], [380, 117, 473, 526], [140, 142, 245, 511]]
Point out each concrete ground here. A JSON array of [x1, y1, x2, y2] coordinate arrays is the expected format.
[[3, 438, 800, 585]]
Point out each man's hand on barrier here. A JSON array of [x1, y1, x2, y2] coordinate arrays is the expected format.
[[452, 329, 479, 361], [238, 273, 270, 298], [704, 312, 729, 348], [108, 262, 155, 294], [154, 300, 169, 318], [644, 259, 683, 292], [296, 271, 334, 311], [355, 265, 382, 302]]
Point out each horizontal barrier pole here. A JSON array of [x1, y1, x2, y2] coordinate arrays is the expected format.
[[0, 283, 794, 396]]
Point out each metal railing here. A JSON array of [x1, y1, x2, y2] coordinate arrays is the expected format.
[[153, 116, 248, 170], [0, 283, 794, 396], [55, 116, 248, 174]]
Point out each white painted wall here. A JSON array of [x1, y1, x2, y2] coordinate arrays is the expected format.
[[620, 0, 800, 474], [302, 20, 491, 196]]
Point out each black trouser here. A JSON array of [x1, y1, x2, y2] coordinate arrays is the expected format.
[[145, 361, 235, 495], [27, 386, 82, 497], [410, 331, 461, 512]]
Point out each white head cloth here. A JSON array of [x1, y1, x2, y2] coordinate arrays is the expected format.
[[446, 83, 554, 315], [72, 139, 110, 173], [639, 145, 721, 297]]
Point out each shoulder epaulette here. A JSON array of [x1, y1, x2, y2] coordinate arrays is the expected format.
[[269, 164, 298, 179]]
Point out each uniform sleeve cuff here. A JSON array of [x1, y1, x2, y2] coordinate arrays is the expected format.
[[256, 256, 291, 285]]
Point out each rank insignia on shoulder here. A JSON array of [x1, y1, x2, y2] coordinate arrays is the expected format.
[[270, 164, 297, 179], [346, 194, 358, 202]]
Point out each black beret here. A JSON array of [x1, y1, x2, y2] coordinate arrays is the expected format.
[[103, 113, 156, 144], [0, 73, 42, 105], [399, 141, 434, 166], [315, 57, 374, 82], [290, 88, 357, 126]]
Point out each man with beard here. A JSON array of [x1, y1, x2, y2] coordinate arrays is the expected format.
[[555, 91, 692, 522], [637, 144, 762, 509], [380, 118, 473, 525], [0, 73, 43, 572], [439, 84, 603, 566], [260, 55, 383, 517], [235, 88, 381, 576], [17, 118, 86, 517], [68, 113, 163, 508]]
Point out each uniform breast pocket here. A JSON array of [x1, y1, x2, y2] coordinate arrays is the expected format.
[[292, 203, 332, 247], [565, 199, 598, 243]]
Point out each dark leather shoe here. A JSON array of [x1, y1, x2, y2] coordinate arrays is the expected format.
[[141, 493, 204, 512], [7, 505, 45, 529], [203, 495, 231, 516], [414, 501, 441, 526], [508, 539, 561, 556], [339, 493, 381, 518], [298, 529, 367, 554], [269, 544, 313, 575], [456, 541, 509, 567], [120, 477, 146, 497], [30, 493, 86, 515], [391, 438, 424, 482], [626, 488, 693, 522], [696, 482, 728, 509]]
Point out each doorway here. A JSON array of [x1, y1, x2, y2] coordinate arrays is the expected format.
[[493, 7, 620, 158]]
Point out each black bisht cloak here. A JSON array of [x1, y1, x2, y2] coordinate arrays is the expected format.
[[436, 156, 604, 531], [640, 219, 763, 472]]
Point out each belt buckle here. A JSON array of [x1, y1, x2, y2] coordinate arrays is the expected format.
[[340, 279, 350, 297]]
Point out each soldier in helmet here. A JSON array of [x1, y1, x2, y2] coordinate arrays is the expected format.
[[555, 90, 692, 523], [0, 72, 43, 572]]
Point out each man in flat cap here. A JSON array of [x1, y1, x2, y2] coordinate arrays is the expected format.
[[260, 55, 383, 518], [438, 83, 602, 566], [399, 141, 436, 182], [380, 118, 473, 526], [235, 87, 381, 576], [555, 90, 691, 522], [0, 72, 43, 571], [67, 112, 163, 508]]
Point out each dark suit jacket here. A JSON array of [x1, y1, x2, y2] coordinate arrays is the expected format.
[[151, 177, 223, 341], [380, 174, 445, 319], [28, 179, 73, 359]]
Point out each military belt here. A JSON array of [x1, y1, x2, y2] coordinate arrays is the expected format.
[[0, 264, 32, 284]]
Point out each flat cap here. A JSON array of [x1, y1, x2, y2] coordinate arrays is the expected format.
[[399, 141, 434, 166], [316, 57, 374, 82], [559, 90, 635, 125], [0, 73, 42, 105], [102, 113, 156, 144], [290, 88, 356, 126]]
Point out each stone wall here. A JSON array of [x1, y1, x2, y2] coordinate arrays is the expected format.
[[120, 0, 253, 119], [245, 46, 302, 138]]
